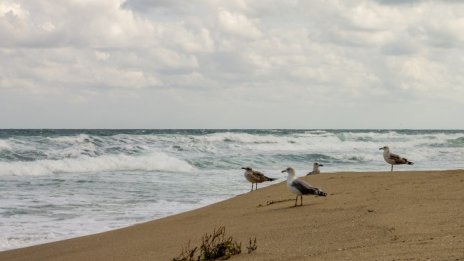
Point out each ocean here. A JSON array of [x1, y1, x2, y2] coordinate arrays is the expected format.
[[1, 129, 463, 250]]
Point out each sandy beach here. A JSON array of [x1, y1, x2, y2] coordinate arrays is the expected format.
[[1, 170, 463, 261]]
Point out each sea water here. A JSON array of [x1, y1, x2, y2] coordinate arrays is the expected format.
[[1, 129, 463, 250]]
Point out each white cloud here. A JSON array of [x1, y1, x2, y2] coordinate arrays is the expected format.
[[95, 51, 110, 61], [1, 0, 464, 128], [217, 8, 262, 39], [0, 2, 29, 18]]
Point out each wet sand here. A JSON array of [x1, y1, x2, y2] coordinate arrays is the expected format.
[[1, 170, 464, 260]]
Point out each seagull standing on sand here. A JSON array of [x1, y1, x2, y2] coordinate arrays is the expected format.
[[306, 162, 323, 176], [242, 167, 276, 191], [282, 167, 327, 207], [379, 146, 414, 172]]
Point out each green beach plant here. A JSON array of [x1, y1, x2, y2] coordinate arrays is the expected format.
[[198, 226, 241, 260], [246, 237, 257, 254], [172, 226, 256, 261], [172, 241, 198, 261]]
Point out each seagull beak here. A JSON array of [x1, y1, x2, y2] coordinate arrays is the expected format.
[[241, 167, 246, 169], [319, 164, 324, 167], [379, 147, 383, 150], [281, 169, 287, 173]]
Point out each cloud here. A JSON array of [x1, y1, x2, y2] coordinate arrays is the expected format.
[[374, 0, 464, 5], [217, 8, 262, 39], [1, 0, 464, 128], [374, 0, 424, 5]]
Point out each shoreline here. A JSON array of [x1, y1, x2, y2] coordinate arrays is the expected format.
[[1, 170, 463, 260]]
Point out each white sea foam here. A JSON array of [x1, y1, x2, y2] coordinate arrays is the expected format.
[[0, 152, 194, 176], [48, 134, 92, 143], [204, 132, 284, 144], [0, 140, 11, 150], [0, 181, 228, 251]]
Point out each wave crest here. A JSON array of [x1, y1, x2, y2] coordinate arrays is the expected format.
[[0, 152, 194, 176], [0, 140, 11, 151]]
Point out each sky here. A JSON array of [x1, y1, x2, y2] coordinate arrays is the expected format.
[[0, 0, 463, 129]]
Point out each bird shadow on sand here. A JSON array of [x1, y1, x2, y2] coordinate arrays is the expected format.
[[256, 197, 324, 210], [256, 198, 293, 208]]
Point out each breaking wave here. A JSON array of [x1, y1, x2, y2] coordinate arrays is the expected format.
[[0, 152, 194, 176]]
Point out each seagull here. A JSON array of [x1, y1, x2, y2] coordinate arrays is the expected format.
[[306, 162, 324, 176], [379, 146, 414, 172], [282, 167, 327, 207], [241, 167, 277, 191]]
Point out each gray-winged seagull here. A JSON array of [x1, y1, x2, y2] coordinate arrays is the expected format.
[[282, 167, 327, 206], [306, 162, 323, 176], [379, 146, 414, 172], [242, 167, 276, 191]]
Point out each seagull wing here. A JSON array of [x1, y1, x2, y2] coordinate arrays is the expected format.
[[389, 153, 409, 164], [252, 170, 275, 182], [292, 179, 319, 195], [252, 170, 265, 179]]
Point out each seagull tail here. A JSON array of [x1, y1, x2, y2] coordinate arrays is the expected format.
[[266, 177, 277, 182], [407, 161, 414, 165]]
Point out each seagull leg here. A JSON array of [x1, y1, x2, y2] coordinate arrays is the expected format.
[[294, 196, 298, 207], [256, 183, 258, 190], [391, 165, 393, 172], [251, 183, 253, 191], [300, 196, 303, 206]]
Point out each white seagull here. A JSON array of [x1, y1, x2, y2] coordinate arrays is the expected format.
[[282, 167, 327, 207], [306, 162, 324, 176], [379, 146, 414, 172], [242, 167, 276, 191]]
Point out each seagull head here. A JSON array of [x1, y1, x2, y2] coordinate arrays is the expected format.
[[281, 167, 295, 176], [379, 146, 389, 151], [314, 162, 323, 167], [241, 167, 252, 171]]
